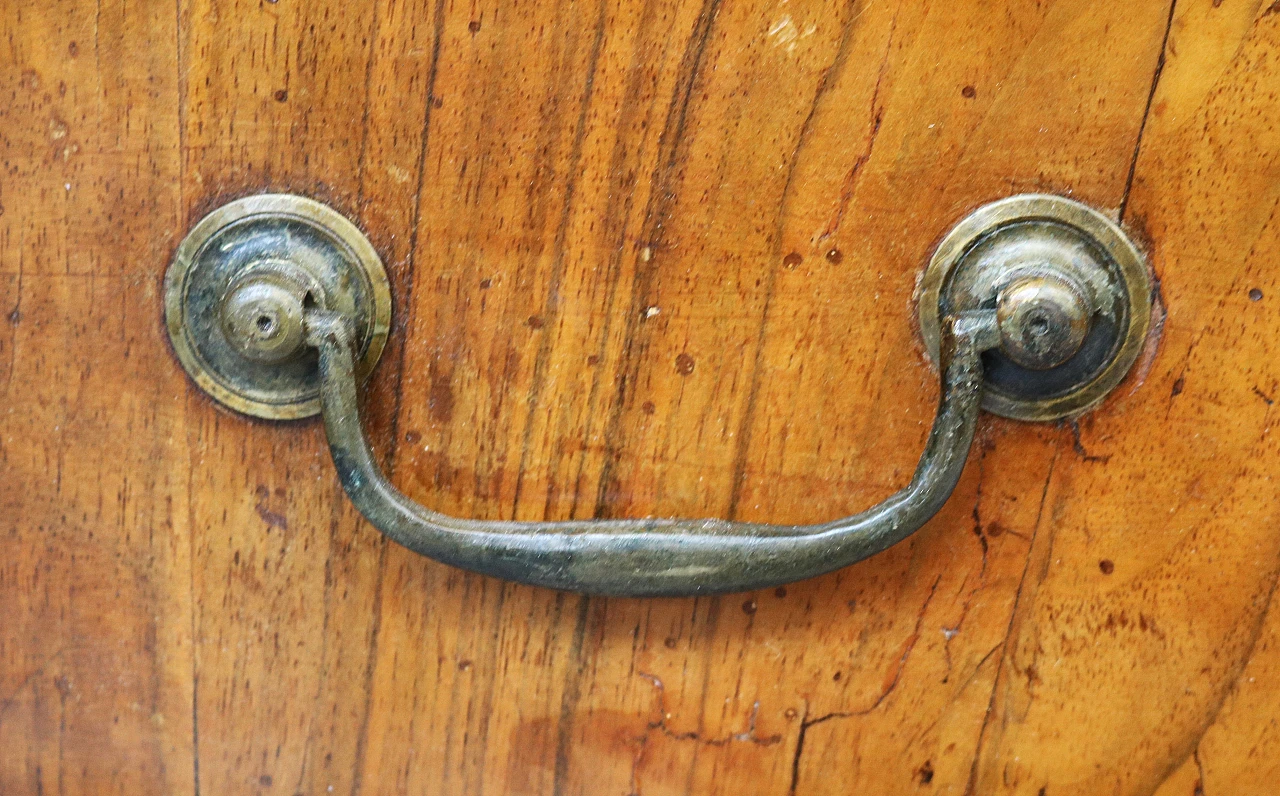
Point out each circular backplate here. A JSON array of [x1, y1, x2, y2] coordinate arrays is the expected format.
[[918, 194, 1151, 421], [164, 194, 391, 419]]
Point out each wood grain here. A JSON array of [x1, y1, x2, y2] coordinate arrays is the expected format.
[[2, 0, 1280, 793], [0, 1, 194, 794]]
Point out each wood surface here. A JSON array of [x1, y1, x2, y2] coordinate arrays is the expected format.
[[2, 0, 1280, 793]]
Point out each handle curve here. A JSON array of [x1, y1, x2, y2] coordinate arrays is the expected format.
[[305, 308, 1000, 597]]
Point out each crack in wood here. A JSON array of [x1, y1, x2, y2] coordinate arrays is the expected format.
[[787, 574, 942, 793], [1119, 0, 1180, 223], [964, 447, 1060, 794], [1067, 420, 1112, 464], [627, 668, 785, 793], [816, 10, 896, 245]]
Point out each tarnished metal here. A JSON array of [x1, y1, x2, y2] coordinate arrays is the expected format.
[[918, 194, 1152, 420], [168, 192, 1152, 596], [305, 308, 1000, 596], [164, 194, 391, 419], [996, 273, 1092, 370]]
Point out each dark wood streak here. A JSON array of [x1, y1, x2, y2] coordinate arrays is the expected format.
[[592, 0, 726, 519], [564, 0, 690, 520], [349, 2, 449, 792], [725, 1, 868, 523], [511, 0, 611, 519], [1119, 0, 1180, 224], [965, 449, 1061, 796]]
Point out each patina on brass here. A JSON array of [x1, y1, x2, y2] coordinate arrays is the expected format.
[[918, 194, 1152, 420], [303, 307, 1000, 596], [996, 272, 1093, 370], [167, 192, 1151, 596], [164, 194, 391, 419]]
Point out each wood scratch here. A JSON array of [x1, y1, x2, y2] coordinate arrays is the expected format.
[[817, 8, 896, 243], [0, 647, 67, 716]]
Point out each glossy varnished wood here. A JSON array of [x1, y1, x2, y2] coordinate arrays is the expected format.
[[2, 0, 1280, 793]]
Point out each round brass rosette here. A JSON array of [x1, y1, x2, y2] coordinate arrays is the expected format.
[[164, 194, 391, 419], [919, 194, 1152, 421]]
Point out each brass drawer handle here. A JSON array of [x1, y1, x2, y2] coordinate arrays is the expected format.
[[304, 307, 996, 596], [165, 193, 1150, 596]]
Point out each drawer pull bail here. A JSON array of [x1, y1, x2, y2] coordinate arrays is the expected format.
[[164, 193, 1150, 596]]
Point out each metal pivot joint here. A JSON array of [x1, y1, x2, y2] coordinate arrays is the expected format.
[[165, 193, 1151, 596], [918, 194, 1152, 420]]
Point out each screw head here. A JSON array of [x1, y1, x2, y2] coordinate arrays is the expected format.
[[996, 273, 1093, 370], [221, 274, 307, 364]]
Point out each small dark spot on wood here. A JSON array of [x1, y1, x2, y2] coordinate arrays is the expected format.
[[1038, 788, 1047, 796], [663, 637, 678, 649], [1253, 385, 1275, 405], [273, 89, 287, 102], [68, 41, 78, 57], [825, 248, 843, 264], [404, 430, 421, 444], [918, 760, 934, 784], [1099, 559, 1115, 575], [782, 252, 803, 269], [6, 308, 19, 325], [233, 550, 240, 565], [1025, 663, 1040, 686], [641, 401, 656, 415], [479, 278, 492, 289], [774, 586, 787, 598], [468, 19, 481, 33], [742, 598, 757, 615], [986, 522, 1004, 538], [832, 671, 842, 681], [431, 95, 444, 109], [847, 599, 857, 611], [1264, 0, 1280, 17], [1249, 287, 1263, 301], [54, 676, 71, 698], [586, 354, 600, 366], [962, 85, 977, 98], [1212, 0, 1224, 6], [1171, 377, 1185, 397], [255, 506, 288, 531], [1194, 780, 1205, 796], [259, 774, 273, 787], [527, 315, 545, 329], [254, 486, 289, 531], [458, 659, 473, 671], [675, 353, 695, 376], [429, 378, 454, 423]]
